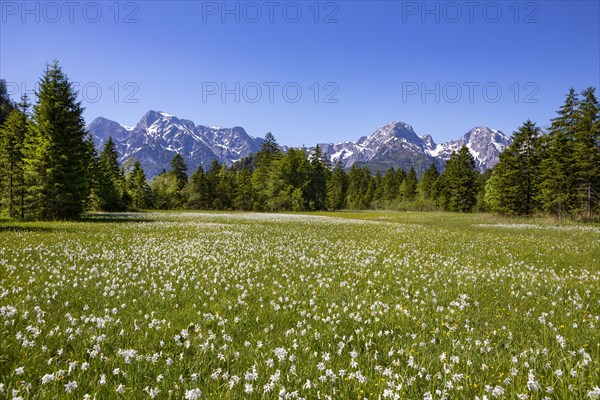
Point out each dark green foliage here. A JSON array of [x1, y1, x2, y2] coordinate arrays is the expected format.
[[127, 160, 152, 209], [307, 145, 329, 210], [0, 97, 29, 219], [0, 79, 15, 127], [572, 87, 600, 219], [418, 163, 439, 201], [23, 61, 89, 219], [326, 160, 348, 210], [442, 146, 479, 212], [96, 137, 127, 211], [170, 153, 188, 191], [346, 165, 374, 209], [400, 167, 418, 202], [537, 89, 579, 218], [486, 120, 541, 215]]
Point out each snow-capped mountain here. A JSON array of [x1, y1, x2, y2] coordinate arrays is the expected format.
[[88, 110, 511, 178], [87, 111, 262, 177], [319, 123, 511, 174], [424, 126, 511, 172]]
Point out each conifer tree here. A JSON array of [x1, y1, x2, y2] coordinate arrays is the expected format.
[[486, 120, 541, 215], [538, 89, 579, 218], [97, 137, 126, 211], [0, 79, 15, 127], [443, 146, 478, 212], [170, 153, 188, 191], [418, 163, 439, 201], [573, 87, 600, 219], [401, 167, 418, 202], [326, 160, 348, 211], [308, 145, 329, 210], [23, 61, 89, 219], [0, 96, 29, 219], [127, 160, 152, 209]]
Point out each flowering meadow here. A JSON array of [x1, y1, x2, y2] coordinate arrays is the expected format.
[[1, 212, 599, 399]]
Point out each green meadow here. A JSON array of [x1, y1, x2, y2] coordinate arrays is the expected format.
[[1, 212, 599, 399]]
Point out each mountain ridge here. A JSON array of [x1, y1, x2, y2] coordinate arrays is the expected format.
[[87, 111, 511, 178]]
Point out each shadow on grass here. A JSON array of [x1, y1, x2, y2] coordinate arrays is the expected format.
[[81, 212, 155, 224], [0, 225, 56, 233]]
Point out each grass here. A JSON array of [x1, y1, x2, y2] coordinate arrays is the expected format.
[[0, 211, 599, 399]]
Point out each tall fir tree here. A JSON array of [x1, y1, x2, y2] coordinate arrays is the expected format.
[[326, 160, 348, 211], [537, 89, 579, 218], [443, 146, 478, 212], [23, 61, 89, 219], [127, 160, 152, 209], [97, 137, 126, 211], [252, 132, 281, 210], [418, 163, 439, 201], [400, 167, 418, 202], [573, 87, 600, 219], [486, 120, 541, 215], [233, 166, 254, 211], [0, 95, 30, 219], [170, 153, 188, 191], [308, 145, 330, 210]]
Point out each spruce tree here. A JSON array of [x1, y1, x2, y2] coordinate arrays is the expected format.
[[401, 167, 418, 202], [170, 153, 188, 191], [127, 160, 152, 209], [418, 163, 439, 201], [443, 146, 478, 212], [326, 160, 348, 211], [538, 89, 579, 218], [23, 61, 89, 219], [97, 137, 126, 211], [0, 96, 29, 219], [573, 87, 600, 219], [308, 145, 329, 210], [487, 120, 541, 215], [233, 166, 253, 211]]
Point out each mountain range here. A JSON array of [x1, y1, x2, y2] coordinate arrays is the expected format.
[[87, 110, 512, 178]]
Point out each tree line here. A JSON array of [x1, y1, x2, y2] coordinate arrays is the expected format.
[[0, 63, 598, 220]]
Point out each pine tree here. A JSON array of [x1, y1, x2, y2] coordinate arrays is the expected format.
[[233, 166, 253, 211], [573, 87, 600, 219], [487, 120, 541, 215], [252, 133, 281, 210], [418, 163, 439, 201], [326, 160, 348, 210], [443, 146, 478, 212], [170, 153, 188, 191], [0, 96, 29, 219], [538, 89, 579, 218], [127, 160, 152, 209], [382, 167, 399, 202], [372, 170, 383, 208], [97, 137, 126, 211], [23, 61, 89, 219], [401, 167, 418, 202], [308, 145, 330, 210], [187, 165, 207, 209]]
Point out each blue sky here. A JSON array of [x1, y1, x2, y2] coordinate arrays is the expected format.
[[1, 1, 599, 146]]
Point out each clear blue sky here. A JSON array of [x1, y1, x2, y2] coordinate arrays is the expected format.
[[1, 1, 599, 146]]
